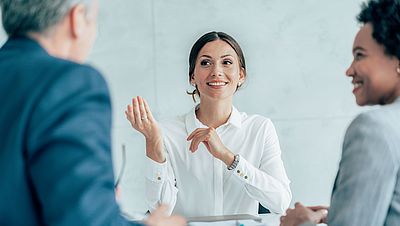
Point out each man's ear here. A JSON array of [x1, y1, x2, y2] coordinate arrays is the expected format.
[[69, 3, 87, 39]]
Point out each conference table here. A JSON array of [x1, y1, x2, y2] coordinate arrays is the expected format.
[[187, 214, 316, 226], [186, 213, 281, 226], [125, 212, 288, 226], [260, 213, 281, 226]]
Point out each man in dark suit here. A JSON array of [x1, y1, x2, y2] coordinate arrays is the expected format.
[[0, 0, 185, 225]]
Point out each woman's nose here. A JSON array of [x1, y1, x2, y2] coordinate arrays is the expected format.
[[345, 62, 354, 77], [211, 64, 223, 76]]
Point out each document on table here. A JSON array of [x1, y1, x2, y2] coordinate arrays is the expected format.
[[187, 214, 262, 223], [189, 219, 266, 226], [187, 214, 266, 226]]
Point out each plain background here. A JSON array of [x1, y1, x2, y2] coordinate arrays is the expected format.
[[0, 0, 370, 215]]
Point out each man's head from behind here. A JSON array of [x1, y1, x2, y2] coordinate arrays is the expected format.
[[0, 0, 98, 62]]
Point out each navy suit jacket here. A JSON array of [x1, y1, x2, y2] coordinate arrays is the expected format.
[[0, 36, 141, 226]]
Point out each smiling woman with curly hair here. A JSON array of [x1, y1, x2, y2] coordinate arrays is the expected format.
[[280, 0, 400, 226]]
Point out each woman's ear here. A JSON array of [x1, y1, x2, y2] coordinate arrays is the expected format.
[[239, 67, 246, 84], [190, 74, 196, 86], [397, 61, 400, 75]]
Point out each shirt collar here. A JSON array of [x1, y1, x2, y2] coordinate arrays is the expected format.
[[185, 105, 242, 135]]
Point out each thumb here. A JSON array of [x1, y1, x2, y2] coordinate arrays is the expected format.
[[312, 209, 328, 223], [152, 204, 169, 216], [145, 205, 168, 226]]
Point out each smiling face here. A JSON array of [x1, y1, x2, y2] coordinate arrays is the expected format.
[[191, 39, 245, 102], [346, 23, 400, 106]]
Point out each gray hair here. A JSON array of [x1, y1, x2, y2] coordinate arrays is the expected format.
[[0, 0, 92, 36]]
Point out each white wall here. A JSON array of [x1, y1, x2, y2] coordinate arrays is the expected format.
[[0, 0, 366, 215]]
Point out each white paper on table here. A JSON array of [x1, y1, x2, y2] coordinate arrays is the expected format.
[[189, 219, 266, 226]]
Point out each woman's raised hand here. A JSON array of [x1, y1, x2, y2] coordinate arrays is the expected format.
[[125, 96, 165, 163], [125, 96, 158, 138]]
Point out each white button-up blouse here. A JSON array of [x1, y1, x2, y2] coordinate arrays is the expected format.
[[145, 106, 291, 217]]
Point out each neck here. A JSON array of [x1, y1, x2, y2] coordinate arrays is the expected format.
[[27, 29, 71, 61], [196, 97, 233, 128], [380, 81, 400, 105], [28, 33, 69, 59], [386, 90, 400, 104]]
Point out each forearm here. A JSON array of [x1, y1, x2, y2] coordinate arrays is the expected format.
[[146, 179, 178, 215], [235, 156, 292, 214], [146, 137, 165, 163], [218, 147, 235, 166], [145, 156, 178, 215]]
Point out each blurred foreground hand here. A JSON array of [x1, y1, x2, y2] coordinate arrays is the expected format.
[[280, 202, 328, 226], [145, 205, 186, 226]]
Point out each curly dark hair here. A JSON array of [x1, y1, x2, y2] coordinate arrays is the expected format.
[[357, 0, 400, 59]]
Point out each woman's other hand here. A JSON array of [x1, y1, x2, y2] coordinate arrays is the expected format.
[[187, 127, 234, 166], [280, 202, 328, 226]]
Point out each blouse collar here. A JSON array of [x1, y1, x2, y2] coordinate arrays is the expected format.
[[185, 104, 242, 135]]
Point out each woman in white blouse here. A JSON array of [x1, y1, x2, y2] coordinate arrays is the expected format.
[[125, 31, 292, 217]]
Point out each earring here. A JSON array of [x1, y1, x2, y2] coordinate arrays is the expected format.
[[238, 82, 242, 87]]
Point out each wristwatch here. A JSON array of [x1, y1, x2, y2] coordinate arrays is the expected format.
[[227, 154, 240, 170]]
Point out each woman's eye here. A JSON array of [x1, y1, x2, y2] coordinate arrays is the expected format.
[[200, 60, 211, 66], [354, 52, 365, 60], [223, 60, 233, 65]]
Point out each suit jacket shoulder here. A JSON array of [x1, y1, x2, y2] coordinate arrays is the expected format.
[[0, 37, 141, 225], [345, 102, 400, 161], [328, 100, 400, 226]]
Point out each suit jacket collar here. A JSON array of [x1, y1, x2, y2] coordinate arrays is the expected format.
[[1, 35, 49, 57]]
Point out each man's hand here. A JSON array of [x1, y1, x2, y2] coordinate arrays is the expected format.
[[145, 205, 186, 226]]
